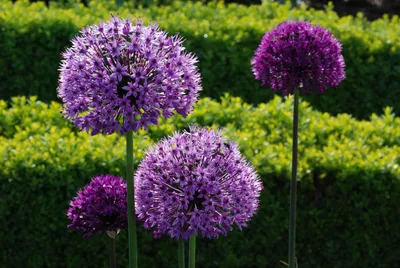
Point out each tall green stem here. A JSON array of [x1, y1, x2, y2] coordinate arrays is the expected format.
[[126, 131, 137, 268], [178, 240, 185, 268], [288, 89, 299, 268], [109, 237, 116, 268], [188, 235, 196, 268]]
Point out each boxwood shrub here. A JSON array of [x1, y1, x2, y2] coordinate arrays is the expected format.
[[0, 0, 399, 118], [0, 95, 399, 267]]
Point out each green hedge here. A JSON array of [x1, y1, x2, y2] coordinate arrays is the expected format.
[[0, 0, 399, 118], [1, 95, 399, 267]]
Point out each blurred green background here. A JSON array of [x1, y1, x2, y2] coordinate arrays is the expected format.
[[1, 0, 399, 118]]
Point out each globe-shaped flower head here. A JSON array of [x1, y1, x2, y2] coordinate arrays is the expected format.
[[252, 21, 345, 95], [58, 17, 202, 135], [135, 126, 263, 240], [67, 175, 128, 238]]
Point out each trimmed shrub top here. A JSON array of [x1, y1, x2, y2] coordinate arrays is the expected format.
[[1, 94, 399, 183], [0, 0, 399, 118]]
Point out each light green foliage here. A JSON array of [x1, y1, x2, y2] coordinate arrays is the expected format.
[[0, 0, 399, 118], [0, 95, 399, 267]]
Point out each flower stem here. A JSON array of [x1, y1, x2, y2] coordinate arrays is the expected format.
[[109, 237, 117, 268], [289, 89, 299, 268], [188, 235, 196, 268], [178, 240, 185, 268], [126, 131, 138, 268]]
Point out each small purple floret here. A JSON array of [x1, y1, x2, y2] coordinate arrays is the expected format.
[[67, 175, 128, 238], [58, 17, 202, 135], [252, 21, 345, 95], [135, 126, 263, 240]]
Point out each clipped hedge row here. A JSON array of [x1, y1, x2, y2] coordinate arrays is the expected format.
[[1, 95, 399, 267], [31, 0, 262, 5], [0, 0, 399, 118]]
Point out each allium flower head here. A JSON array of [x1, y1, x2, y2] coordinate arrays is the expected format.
[[252, 21, 345, 95], [67, 175, 128, 238], [58, 16, 202, 135], [135, 126, 263, 240]]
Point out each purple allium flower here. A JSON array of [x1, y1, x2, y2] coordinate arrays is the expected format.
[[67, 175, 128, 238], [251, 21, 345, 95], [58, 17, 202, 135], [134, 126, 263, 240]]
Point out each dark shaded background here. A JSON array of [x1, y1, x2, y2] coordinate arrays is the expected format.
[[20, 0, 400, 20]]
